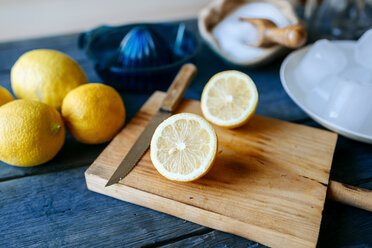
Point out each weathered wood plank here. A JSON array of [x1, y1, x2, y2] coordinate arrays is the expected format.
[[0, 33, 79, 50], [0, 34, 86, 72], [160, 230, 267, 248], [331, 137, 372, 185], [0, 166, 208, 248], [2, 158, 369, 248]]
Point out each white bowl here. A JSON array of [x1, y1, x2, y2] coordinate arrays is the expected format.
[[280, 40, 372, 144]]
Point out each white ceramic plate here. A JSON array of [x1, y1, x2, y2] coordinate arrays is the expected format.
[[280, 41, 372, 144]]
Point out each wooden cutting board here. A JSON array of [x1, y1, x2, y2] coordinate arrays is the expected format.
[[85, 91, 338, 248]]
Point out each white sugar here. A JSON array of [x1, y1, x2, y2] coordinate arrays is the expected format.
[[213, 2, 290, 62]]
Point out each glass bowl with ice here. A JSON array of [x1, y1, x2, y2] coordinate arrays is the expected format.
[[280, 29, 372, 143]]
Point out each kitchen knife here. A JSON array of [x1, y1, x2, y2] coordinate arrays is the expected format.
[[105, 64, 197, 187]]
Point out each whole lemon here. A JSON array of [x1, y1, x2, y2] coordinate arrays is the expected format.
[[11, 49, 87, 110], [0, 86, 14, 106], [62, 83, 125, 144], [0, 100, 65, 167]]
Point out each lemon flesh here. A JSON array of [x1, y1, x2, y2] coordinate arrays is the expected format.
[[201, 70, 258, 128], [151, 113, 217, 182]]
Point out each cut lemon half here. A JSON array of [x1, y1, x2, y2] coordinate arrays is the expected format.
[[201, 70, 258, 128], [150, 113, 217, 182]]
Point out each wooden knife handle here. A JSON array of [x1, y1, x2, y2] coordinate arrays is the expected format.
[[328, 180, 372, 212], [266, 25, 307, 48], [160, 64, 197, 112]]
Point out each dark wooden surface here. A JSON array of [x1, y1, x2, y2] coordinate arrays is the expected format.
[[0, 20, 371, 248]]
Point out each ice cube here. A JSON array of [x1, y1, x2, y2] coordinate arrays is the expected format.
[[295, 39, 347, 92], [340, 66, 372, 85], [355, 29, 372, 69], [339, 44, 358, 67], [306, 75, 338, 114], [325, 74, 372, 131]]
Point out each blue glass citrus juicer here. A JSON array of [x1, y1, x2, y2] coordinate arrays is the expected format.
[[79, 23, 200, 91]]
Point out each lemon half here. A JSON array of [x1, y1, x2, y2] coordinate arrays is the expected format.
[[150, 113, 217, 182], [201, 70, 258, 128]]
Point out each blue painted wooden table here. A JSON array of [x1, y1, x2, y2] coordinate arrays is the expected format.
[[0, 20, 371, 248]]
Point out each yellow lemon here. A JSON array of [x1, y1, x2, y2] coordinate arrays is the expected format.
[[0, 86, 14, 106], [0, 100, 65, 167], [150, 113, 217, 182], [11, 49, 87, 110], [61, 83, 126, 144], [201, 70, 258, 128]]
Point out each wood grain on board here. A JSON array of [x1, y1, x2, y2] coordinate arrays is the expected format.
[[86, 91, 338, 248]]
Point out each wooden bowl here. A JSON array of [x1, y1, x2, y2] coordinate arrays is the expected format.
[[198, 0, 301, 67]]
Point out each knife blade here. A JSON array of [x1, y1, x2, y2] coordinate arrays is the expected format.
[[105, 64, 197, 187]]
